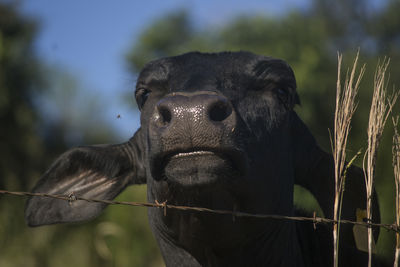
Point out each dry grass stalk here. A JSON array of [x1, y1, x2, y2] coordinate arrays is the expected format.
[[363, 58, 398, 267], [332, 51, 364, 267], [392, 117, 400, 267]]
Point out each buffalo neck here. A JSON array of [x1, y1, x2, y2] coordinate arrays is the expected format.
[[148, 181, 305, 267]]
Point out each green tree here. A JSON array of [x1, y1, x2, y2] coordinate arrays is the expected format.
[[0, 3, 160, 267], [0, 3, 62, 266], [0, 2, 45, 191]]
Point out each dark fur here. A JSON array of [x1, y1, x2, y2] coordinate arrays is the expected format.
[[26, 52, 381, 266]]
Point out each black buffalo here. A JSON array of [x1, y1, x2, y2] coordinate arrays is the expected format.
[[25, 52, 380, 266]]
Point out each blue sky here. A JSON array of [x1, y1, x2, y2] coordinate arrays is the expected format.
[[19, 0, 313, 141]]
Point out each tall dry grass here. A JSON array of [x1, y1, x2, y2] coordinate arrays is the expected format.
[[332, 51, 364, 267], [392, 117, 400, 267], [363, 58, 398, 267]]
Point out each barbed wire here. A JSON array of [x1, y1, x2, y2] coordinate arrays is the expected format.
[[0, 189, 399, 233]]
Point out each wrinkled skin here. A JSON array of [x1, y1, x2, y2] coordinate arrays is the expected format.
[[25, 52, 381, 267]]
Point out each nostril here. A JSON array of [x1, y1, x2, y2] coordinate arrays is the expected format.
[[209, 101, 232, 122], [158, 106, 172, 126]]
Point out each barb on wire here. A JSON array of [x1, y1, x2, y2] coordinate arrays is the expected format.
[[0, 189, 399, 233]]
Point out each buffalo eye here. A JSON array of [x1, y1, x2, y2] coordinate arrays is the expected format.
[[135, 88, 151, 110], [276, 88, 289, 104]]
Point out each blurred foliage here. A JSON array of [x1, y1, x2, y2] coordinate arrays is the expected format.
[[35, 66, 117, 146], [1, 0, 400, 266], [0, 3, 160, 267], [0, 1, 43, 191]]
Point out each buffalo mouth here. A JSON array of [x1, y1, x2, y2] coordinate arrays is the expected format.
[[151, 148, 246, 186]]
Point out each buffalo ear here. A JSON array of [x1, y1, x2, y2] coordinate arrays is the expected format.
[[291, 112, 380, 245], [25, 136, 145, 227], [290, 112, 335, 218]]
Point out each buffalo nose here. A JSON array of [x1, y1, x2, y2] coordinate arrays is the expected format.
[[208, 97, 232, 122], [154, 92, 233, 128]]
